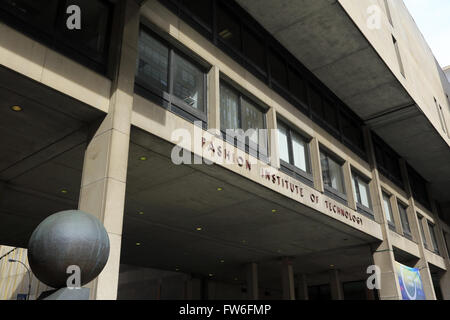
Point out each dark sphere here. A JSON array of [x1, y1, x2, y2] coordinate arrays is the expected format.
[[28, 210, 110, 288]]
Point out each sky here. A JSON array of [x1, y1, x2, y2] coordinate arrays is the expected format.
[[403, 0, 450, 68]]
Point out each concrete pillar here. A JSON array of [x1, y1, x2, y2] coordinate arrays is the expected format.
[[296, 274, 308, 300], [329, 269, 344, 300], [78, 0, 140, 300], [246, 262, 259, 300], [185, 277, 202, 300], [207, 65, 220, 132], [281, 258, 295, 300], [363, 127, 402, 300], [310, 137, 324, 193], [399, 159, 436, 300]]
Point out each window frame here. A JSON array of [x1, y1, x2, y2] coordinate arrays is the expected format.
[[428, 222, 440, 254], [418, 215, 428, 249], [320, 149, 347, 204], [398, 202, 412, 240], [351, 171, 374, 218], [382, 192, 396, 231], [277, 120, 313, 185], [135, 25, 210, 125], [219, 80, 269, 161]]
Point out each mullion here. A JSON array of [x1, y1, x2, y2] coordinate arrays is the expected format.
[[168, 48, 175, 108], [287, 128, 295, 166]]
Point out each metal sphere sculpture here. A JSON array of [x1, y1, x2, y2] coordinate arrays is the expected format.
[[28, 210, 110, 289]]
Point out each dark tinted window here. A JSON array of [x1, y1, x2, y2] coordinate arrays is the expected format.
[[341, 112, 364, 150], [408, 166, 430, 209], [269, 49, 288, 87], [60, 0, 111, 56], [322, 98, 338, 129], [288, 67, 307, 104], [180, 0, 213, 28], [0, 0, 59, 31], [243, 27, 266, 71], [217, 4, 241, 50], [309, 86, 323, 117]]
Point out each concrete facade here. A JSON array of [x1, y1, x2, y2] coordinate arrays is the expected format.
[[0, 0, 449, 300]]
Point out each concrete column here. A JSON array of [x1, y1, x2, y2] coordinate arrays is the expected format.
[[246, 262, 259, 300], [78, 0, 140, 300], [310, 137, 324, 193], [296, 274, 309, 300], [329, 269, 344, 300], [281, 258, 295, 300], [363, 127, 402, 300], [185, 277, 202, 300], [207, 65, 221, 132], [399, 159, 436, 300]]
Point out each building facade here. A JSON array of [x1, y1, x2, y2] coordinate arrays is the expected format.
[[0, 0, 449, 300]]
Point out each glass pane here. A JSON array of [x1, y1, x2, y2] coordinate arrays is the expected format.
[[180, 0, 212, 27], [309, 86, 323, 117], [288, 68, 307, 104], [382, 193, 393, 224], [341, 113, 364, 150], [0, 0, 59, 31], [321, 152, 344, 193], [352, 176, 359, 204], [292, 133, 308, 172], [277, 123, 290, 164], [242, 98, 264, 146], [173, 53, 205, 111], [243, 28, 266, 71], [61, 0, 111, 54], [220, 84, 239, 130], [218, 5, 241, 50], [357, 178, 371, 208], [269, 49, 288, 87], [322, 99, 338, 129], [137, 31, 169, 92], [399, 204, 411, 234], [429, 223, 439, 252]]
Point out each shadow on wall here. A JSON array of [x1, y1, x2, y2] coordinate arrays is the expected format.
[[0, 246, 51, 300]]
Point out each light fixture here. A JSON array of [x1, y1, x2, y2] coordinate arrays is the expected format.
[[175, 267, 180, 272], [242, 240, 247, 244], [330, 264, 335, 268], [209, 273, 214, 277], [61, 189, 68, 194], [138, 211, 144, 215], [11, 105, 22, 112], [220, 259, 225, 263], [272, 209, 277, 214], [217, 187, 223, 192], [196, 227, 203, 231], [139, 156, 148, 161], [234, 277, 239, 281], [136, 242, 141, 246]]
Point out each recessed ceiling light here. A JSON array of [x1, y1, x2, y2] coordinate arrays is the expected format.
[[175, 267, 180, 272], [138, 211, 144, 215], [330, 264, 335, 268], [196, 227, 203, 231], [272, 209, 277, 213], [139, 156, 148, 161], [209, 273, 214, 277], [242, 240, 247, 244], [11, 105, 22, 112], [234, 277, 238, 281], [217, 187, 223, 191], [220, 259, 225, 263], [136, 242, 141, 246], [61, 189, 68, 194]]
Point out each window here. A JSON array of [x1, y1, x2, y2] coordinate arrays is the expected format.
[[352, 172, 373, 217], [320, 151, 346, 199], [373, 134, 403, 187], [309, 86, 338, 131], [220, 82, 267, 158], [136, 27, 208, 122], [288, 67, 307, 106], [217, 4, 241, 50], [341, 111, 365, 151], [0, 0, 113, 72], [428, 222, 440, 254], [392, 36, 405, 78], [418, 215, 428, 248], [435, 98, 448, 134], [407, 165, 430, 209], [444, 232, 450, 258], [277, 121, 312, 182], [382, 192, 395, 229], [180, 0, 213, 29], [398, 203, 412, 239], [242, 27, 266, 72], [269, 49, 288, 88]]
